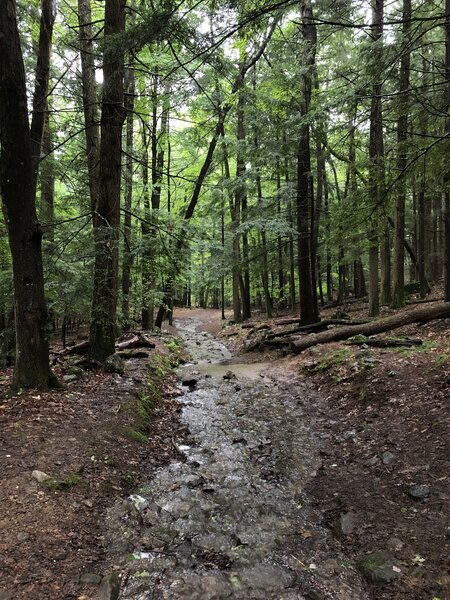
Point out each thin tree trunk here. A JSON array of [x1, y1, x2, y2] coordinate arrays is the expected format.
[[40, 109, 55, 242], [121, 66, 135, 330], [380, 226, 391, 304], [141, 127, 153, 330], [444, 0, 450, 301], [77, 0, 100, 222], [236, 60, 251, 321], [392, 0, 411, 307]]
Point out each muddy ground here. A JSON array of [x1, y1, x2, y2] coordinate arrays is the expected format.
[[0, 305, 448, 600]]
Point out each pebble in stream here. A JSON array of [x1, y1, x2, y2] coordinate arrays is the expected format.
[[105, 318, 368, 600]]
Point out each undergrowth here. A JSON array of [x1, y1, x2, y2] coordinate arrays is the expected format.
[[121, 338, 183, 443]]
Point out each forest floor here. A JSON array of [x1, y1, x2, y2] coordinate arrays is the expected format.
[[0, 302, 448, 600], [218, 297, 449, 600]]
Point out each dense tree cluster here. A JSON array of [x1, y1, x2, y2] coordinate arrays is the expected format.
[[0, 0, 449, 387]]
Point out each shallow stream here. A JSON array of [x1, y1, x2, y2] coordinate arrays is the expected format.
[[107, 317, 368, 599]]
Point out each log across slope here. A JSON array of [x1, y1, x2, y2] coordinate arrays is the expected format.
[[291, 302, 450, 353]]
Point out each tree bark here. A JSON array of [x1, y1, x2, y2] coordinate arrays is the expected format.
[[141, 126, 153, 330], [444, 0, 450, 301], [0, 0, 56, 388], [392, 0, 411, 308], [89, 0, 125, 361], [297, 0, 319, 325], [121, 65, 135, 330], [368, 0, 385, 317], [235, 58, 251, 321], [30, 0, 56, 181], [40, 109, 55, 242], [78, 0, 100, 222]]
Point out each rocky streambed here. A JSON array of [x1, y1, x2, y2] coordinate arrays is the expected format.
[[105, 317, 368, 599]]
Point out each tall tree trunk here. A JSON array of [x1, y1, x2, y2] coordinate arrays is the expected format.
[[141, 127, 153, 330], [77, 0, 100, 221], [40, 109, 55, 242], [30, 0, 55, 182], [276, 154, 284, 303], [380, 226, 391, 304], [221, 208, 226, 319], [220, 123, 242, 323], [283, 137, 297, 309], [89, 0, 125, 361], [121, 66, 135, 330], [297, 0, 319, 325], [392, 1, 411, 307], [0, 0, 56, 388], [236, 66, 251, 321], [368, 0, 384, 317], [392, 0, 411, 306], [444, 0, 450, 301], [256, 158, 272, 319]]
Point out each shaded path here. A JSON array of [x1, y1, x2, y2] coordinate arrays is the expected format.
[[107, 317, 368, 599]]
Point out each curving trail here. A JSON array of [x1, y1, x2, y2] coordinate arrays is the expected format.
[[106, 316, 368, 600]]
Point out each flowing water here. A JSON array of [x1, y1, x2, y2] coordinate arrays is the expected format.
[[106, 317, 368, 599]]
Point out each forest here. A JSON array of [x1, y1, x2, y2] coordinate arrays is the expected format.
[[0, 0, 449, 389], [0, 2, 449, 598]]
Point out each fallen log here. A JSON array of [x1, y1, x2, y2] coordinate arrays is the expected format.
[[346, 337, 422, 348], [117, 350, 150, 359], [290, 302, 450, 353], [59, 340, 89, 356], [268, 318, 370, 338], [116, 333, 156, 350]]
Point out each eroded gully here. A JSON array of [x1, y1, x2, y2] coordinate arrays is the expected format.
[[106, 317, 369, 600]]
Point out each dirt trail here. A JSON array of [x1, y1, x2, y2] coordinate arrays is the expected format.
[[106, 315, 368, 599]]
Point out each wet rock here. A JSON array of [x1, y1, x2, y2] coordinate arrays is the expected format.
[[99, 573, 120, 600], [358, 551, 399, 583], [382, 451, 395, 465], [63, 374, 78, 383], [161, 500, 191, 518], [239, 565, 296, 592], [386, 536, 403, 551], [223, 370, 237, 380], [409, 484, 430, 499], [340, 512, 358, 535], [31, 469, 50, 483], [16, 532, 30, 542], [104, 354, 125, 374], [79, 573, 102, 585], [193, 533, 234, 554], [169, 572, 233, 599], [182, 373, 198, 387], [129, 494, 148, 512], [365, 455, 380, 467]]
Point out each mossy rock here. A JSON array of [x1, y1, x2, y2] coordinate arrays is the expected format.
[[358, 551, 399, 583], [66, 366, 85, 377]]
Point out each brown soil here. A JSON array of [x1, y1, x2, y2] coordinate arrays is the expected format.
[[0, 334, 184, 600], [230, 298, 450, 600], [0, 302, 448, 600]]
